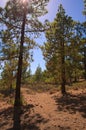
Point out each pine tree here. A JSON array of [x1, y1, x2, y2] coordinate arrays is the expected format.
[[0, 0, 49, 106], [43, 4, 73, 94], [83, 0, 86, 16], [0, 30, 18, 88], [82, 0, 86, 79], [34, 65, 43, 82], [80, 22, 86, 79]]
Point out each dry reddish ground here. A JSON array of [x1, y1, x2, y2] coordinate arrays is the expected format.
[[0, 88, 86, 130]]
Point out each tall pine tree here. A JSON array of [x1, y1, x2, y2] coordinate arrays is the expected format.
[[0, 0, 49, 106], [43, 4, 73, 94]]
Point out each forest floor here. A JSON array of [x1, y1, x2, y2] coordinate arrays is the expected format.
[[0, 84, 86, 130]]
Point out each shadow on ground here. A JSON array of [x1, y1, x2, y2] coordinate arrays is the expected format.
[[0, 106, 13, 129], [0, 88, 15, 98], [0, 104, 49, 130], [54, 92, 86, 118]]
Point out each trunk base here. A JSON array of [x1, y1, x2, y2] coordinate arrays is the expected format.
[[61, 85, 66, 95], [14, 97, 22, 107]]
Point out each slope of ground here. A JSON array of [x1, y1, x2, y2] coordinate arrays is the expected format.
[[0, 87, 86, 130]]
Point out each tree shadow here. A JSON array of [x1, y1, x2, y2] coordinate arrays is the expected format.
[[45, 125, 71, 130], [0, 106, 13, 129], [0, 104, 49, 130], [0, 88, 15, 98], [53, 92, 86, 118], [21, 104, 49, 130], [12, 106, 22, 130]]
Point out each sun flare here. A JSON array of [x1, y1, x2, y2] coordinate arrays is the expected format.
[[23, 0, 26, 3]]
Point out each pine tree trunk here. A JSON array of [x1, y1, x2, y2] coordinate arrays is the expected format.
[[14, 7, 26, 107], [84, 47, 86, 80], [61, 60, 66, 94], [61, 42, 66, 95], [74, 71, 77, 82], [84, 63, 86, 80]]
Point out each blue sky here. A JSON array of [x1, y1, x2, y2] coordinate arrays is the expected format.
[[0, 0, 85, 74]]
